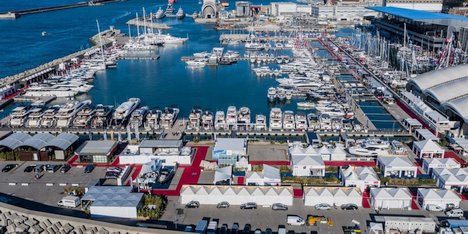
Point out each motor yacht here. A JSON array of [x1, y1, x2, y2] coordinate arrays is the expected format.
[[267, 87, 277, 102], [201, 111, 213, 130], [176, 7, 185, 19], [113, 98, 141, 126], [348, 138, 391, 157], [9, 106, 32, 128], [130, 106, 149, 128], [91, 104, 113, 129], [160, 107, 179, 129], [283, 110, 295, 130], [295, 113, 308, 131], [144, 109, 161, 131], [226, 106, 237, 129], [255, 114, 267, 131], [187, 109, 202, 131], [155, 7, 165, 19], [40, 107, 59, 128], [25, 107, 44, 128], [214, 111, 227, 130], [55, 100, 91, 128], [237, 107, 251, 130], [269, 108, 282, 131], [72, 104, 95, 128]]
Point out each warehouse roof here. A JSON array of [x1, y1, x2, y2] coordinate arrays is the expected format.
[[213, 138, 246, 152], [368, 7, 468, 28], [139, 139, 183, 148], [0, 132, 78, 150], [0, 132, 31, 149], [46, 133, 79, 150], [18, 133, 55, 150], [75, 140, 117, 156]]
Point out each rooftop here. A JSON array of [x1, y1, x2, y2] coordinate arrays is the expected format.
[[213, 138, 246, 152], [139, 139, 183, 148], [75, 140, 117, 156]]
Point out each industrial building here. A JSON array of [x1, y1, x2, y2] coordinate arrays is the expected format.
[[407, 64, 468, 135], [81, 186, 143, 219], [75, 140, 118, 164], [311, 5, 378, 21], [368, 6, 468, 50], [0, 132, 79, 161], [180, 185, 294, 206], [303, 187, 362, 207]]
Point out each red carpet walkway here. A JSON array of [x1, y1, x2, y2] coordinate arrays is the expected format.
[[147, 146, 209, 196], [362, 188, 371, 208]]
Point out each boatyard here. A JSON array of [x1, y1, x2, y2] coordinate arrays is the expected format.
[[1, 0, 468, 233]]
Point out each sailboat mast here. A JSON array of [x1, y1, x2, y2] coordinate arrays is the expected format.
[[96, 19, 105, 62]]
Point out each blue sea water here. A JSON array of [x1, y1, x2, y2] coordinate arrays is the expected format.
[[0, 0, 341, 117]]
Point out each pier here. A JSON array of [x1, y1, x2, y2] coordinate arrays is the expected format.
[[117, 55, 160, 60], [0, 0, 122, 19]]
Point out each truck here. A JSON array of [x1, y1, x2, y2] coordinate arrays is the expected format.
[[195, 220, 208, 234], [57, 195, 80, 208], [307, 215, 334, 226], [206, 221, 218, 234]]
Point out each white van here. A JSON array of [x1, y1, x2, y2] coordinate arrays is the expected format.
[[57, 195, 80, 208], [426, 204, 444, 212], [446, 208, 464, 218], [287, 215, 305, 226]]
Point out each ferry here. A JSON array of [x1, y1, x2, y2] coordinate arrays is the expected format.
[[160, 107, 179, 129], [113, 98, 141, 126], [55, 100, 91, 128], [269, 108, 282, 131], [214, 111, 227, 130], [91, 105, 113, 129]]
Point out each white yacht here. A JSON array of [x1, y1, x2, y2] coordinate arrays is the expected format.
[[319, 113, 332, 130], [55, 100, 91, 128], [155, 7, 166, 19], [91, 104, 113, 129], [156, 31, 188, 44], [283, 110, 295, 131], [25, 107, 44, 128], [237, 107, 251, 129], [226, 106, 237, 129], [255, 114, 267, 131], [269, 108, 282, 131], [25, 85, 78, 98], [201, 111, 213, 130], [267, 87, 277, 102], [176, 7, 185, 19], [113, 98, 141, 125], [9, 106, 32, 128], [214, 111, 227, 130], [160, 107, 179, 129], [130, 106, 149, 128], [193, 51, 211, 58], [187, 109, 202, 131], [144, 109, 161, 131], [297, 102, 315, 110], [295, 113, 308, 131], [186, 59, 206, 68], [348, 138, 391, 157], [72, 104, 95, 128], [40, 107, 59, 128]]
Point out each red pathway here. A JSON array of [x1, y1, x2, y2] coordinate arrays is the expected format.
[[293, 188, 303, 198], [144, 146, 209, 196], [444, 151, 467, 166], [361, 188, 371, 208], [409, 190, 420, 210]]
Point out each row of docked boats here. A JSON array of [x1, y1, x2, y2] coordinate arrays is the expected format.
[[245, 41, 294, 51], [7, 98, 180, 130], [23, 48, 123, 98]]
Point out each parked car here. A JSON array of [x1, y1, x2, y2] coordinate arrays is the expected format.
[[426, 204, 444, 212], [60, 164, 71, 173], [105, 171, 120, 178], [34, 165, 45, 173], [46, 164, 61, 173], [240, 202, 257, 209], [287, 215, 305, 226], [217, 201, 230, 208], [231, 223, 239, 234], [219, 224, 229, 234], [24, 165, 35, 173], [243, 224, 251, 233], [254, 228, 262, 234], [341, 203, 358, 210], [2, 164, 18, 172], [278, 226, 286, 234], [185, 201, 200, 208], [84, 164, 95, 173], [446, 208, 464, 217], [106, 167, 122, 173], [315, 203, 332, 210], [272, 203, 288, 211], [265, 228, 273, 234]]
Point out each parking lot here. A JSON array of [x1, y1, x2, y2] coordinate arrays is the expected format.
[[0, 161, 105, 205], [161, 198, 468, 233], [248, 142, 289, 162]]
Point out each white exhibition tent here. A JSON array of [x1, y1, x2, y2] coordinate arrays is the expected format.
[[340, 166, 380, 190], [245, 164, 281, 186], [370, 187, 412, 210], [432, 168, 468, 190], [416, 188, 461, 210], [303, 187, 362, 207], [377, 156, 417, 178], [180, 185, 293, 206], [289, 142, 347, 161], [291, 155, 325, 177], [422, 158, 461, 174], [82, 186, 143, 219], [412, 140, 445, 159], [214, 166, 233, 184]]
